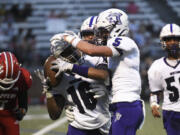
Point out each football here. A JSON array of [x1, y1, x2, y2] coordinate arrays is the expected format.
[[44, 55, 62, 87]]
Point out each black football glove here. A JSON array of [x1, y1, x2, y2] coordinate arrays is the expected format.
[[13, 108, 26, 121]]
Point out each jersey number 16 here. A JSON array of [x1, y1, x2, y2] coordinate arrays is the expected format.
[[67, 81, 97, 114]]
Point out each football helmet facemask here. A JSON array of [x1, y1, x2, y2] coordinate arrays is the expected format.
[[160, 23, 180, 59], [0, 52, 21, 91], [95, 8, 129, 45], [50, 39, 82, 64], [80, 16, 97, 44]]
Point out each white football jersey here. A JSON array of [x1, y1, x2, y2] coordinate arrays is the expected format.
[[107, 36, 141, 103], [52, 55, 111, 131], [148, 57, 180, 112]]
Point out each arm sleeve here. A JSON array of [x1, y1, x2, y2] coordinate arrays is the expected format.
[[148, 63, 163, 92], [18, 89, 28, 110], [17, 68, 32, 111]]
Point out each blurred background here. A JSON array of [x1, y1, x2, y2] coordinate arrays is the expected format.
[[0, 0, 179, 134]]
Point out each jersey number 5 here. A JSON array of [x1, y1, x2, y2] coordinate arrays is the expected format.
[[113, 38, 122, 47], [67, 81, 97, 114], [165, 76, 179, 102]]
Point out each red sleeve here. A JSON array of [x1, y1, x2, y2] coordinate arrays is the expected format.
[[17, 68, 32, 91]]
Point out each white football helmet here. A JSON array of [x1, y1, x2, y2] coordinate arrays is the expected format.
[[0, 52, 21, 91], [80, 16, 97, 44], [160, 23, 180, 46], [50, 34, 81, 64], [95, 8, 129, 45], [160, 23, 180, 58], [80, 16, 97, 33]]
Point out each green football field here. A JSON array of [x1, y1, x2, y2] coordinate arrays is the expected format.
[[20, 102, 166, 135]]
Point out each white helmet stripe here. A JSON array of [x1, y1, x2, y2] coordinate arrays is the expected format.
[[9, 52, 13, 77], [3, 52, 8, 77]]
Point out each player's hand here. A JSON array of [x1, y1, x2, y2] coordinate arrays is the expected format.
[[13, 108, 26, 121], [65, 30, 78, 37], [151, 104, 161, 118], [51, 58, 73, 78], [65, 105, 75, 122], [89, 83, 106, 99], [63, 32, 81, 48], [64, 31, 79, 40], [34, 69, 51, 93], [50, 32, 75, 44], [50, 33, 66, 57], [50, 33, 64, 43]]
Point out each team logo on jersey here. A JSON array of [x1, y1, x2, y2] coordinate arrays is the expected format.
[[106, 13, 122, 25], [115, 112, 122, 122]]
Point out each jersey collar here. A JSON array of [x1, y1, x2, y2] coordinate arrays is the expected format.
[[164, 57, 180, 69]]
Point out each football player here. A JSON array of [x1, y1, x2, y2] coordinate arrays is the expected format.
[[148, 23, 180, 135], [35, 16, 111, 135], [0, 51, 32, 135], [51, 8, 145, 135], [65, 16, 108, 123]]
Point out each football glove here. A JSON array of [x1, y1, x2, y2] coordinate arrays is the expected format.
[[34, 69, 51, 94], [50, 32, 77, 45], [89, 83, 107, 99], [50, 33, 64, 43], [63, 32, 81, 48], [13, 108, 26, 121], [51, 58, 73, 78], [65, 105, 74, 122], [64, 30, 78, 37]]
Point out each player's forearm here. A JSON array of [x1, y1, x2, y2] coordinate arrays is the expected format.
[[18, 90, 28, 111], [76, 40, 112, 56], [64, 35, 112, 56], [71, 64, 109, 81], [88, 67, 109, 81], [149, 91, 162, 107], [46, 98, 63, 120], [150, 92, 162, 118]]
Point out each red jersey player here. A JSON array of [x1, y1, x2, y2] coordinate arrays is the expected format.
[[0, 51, 32, 135]]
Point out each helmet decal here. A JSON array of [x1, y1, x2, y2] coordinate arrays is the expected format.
[[106, 13, 122, 25]]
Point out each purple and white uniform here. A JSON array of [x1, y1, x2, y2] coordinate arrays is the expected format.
[[52, 55, 111, 135], [148, 57, 180, 135], [107, 36, 145, 135]]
